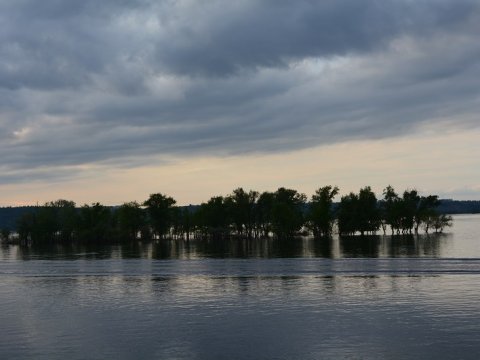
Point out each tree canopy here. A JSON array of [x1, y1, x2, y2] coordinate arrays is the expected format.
[[8, 185, 451, 244]]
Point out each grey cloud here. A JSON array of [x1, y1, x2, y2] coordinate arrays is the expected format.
[[153, 0, 478, 76], [0, 0, 480, 183]]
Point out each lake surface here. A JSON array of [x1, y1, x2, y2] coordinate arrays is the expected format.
[[1, 214, 479, 359]]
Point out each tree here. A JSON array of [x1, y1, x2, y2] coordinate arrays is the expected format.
[[338, 187, 380, 236], [49, 199, 77, 242], [308, 185, 339, 237], [337, 192, 358, 235], [76, 203, 114, 242], [357, 186, 380, 235], [426, 214, 453, 233], [116, 201, 145, 240], [14, 200, 77, 243], [271, 187, 307, 238], [401, 190, 420, 233], [17, 211, 37, 243], [143, 193, 176, 239], [177, 205, 195, 241], [382, 185, 401, 234], [254, 191, 275, 238], [0, 228, 11, 242], [195, 196, 230, 239], [415, 195, 440, 234], [227, 188, 259, 238]]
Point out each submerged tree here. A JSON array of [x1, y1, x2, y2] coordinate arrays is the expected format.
[[227, 188, 259, 239], [76, 203, 114, 242], [338, 187, 380, 236], [381, 186, 442, 235], [10, 185, 450, 244], [50, 199, 77, 242], [194, 196, 230, 239], [143, 193, 176, 239], [425, 213, 453, 233], [17, 211, 37, 243], [271, 187, 307, 238], [254, 191, 275, 238], [382, 185, 401, 234], [400, 190, 420, 233], [175, 205, 195, 241], [15, 200, 77, 243], [337, 192, 358, 235], [415, 195, 440, 234], [115, 201, 145, 240], [357, 186, 380, 235], [0, 228, 11, 242], [307, 185, 339, 237]]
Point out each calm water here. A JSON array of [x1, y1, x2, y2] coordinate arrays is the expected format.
[[1, 214, 479, 359]]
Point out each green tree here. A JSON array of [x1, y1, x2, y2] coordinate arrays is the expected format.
[[382, 185, 402, 234], [177, 206, 195, 241], [76, 203, 114, 242], [415, 195, 440, 234], [195, 196, 230, 239], [357, 186, 380, 235], [254, 191, 275, 238], [0, 228, 11, 242], [17, 211, 37, 243], [49, 199, 77, 242], [16, 200, 78, 243], [143, 193, 176, 239], [338, 187, 380, 235], [116, 201, 145, 240], [227, 188, 259, 238], [308, 185, 339, 237], [337, 192, 359, 235], [401, 190, 420, 233], [426, 213, 453, 233], [271, 187, 307, 238]]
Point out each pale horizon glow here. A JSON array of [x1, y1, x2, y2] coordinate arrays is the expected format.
[[2, 127, 479, 207]]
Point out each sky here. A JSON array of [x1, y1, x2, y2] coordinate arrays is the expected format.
[[1, 0, 480, 206]]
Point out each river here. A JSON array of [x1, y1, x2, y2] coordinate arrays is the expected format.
[[0, 214, 479, 359]]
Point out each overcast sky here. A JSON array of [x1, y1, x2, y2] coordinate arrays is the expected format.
[[1, 0, 480, 205]]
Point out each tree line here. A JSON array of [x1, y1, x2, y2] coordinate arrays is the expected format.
[[6, 185, 452, 244]]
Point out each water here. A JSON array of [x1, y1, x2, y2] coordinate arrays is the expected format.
[[0, 214, 479, 359]]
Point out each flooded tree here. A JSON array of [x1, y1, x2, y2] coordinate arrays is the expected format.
[[425, 213, 453, 233], [254, 191, 275, 238], [116, 201, 145, 240], [194, 196, 230, 239], [143, 193, 176, 239], [381, 186, 442, 235], [271, 187, 307, 238], [381, 185, 402, 234], [76, 203, 114, 242], [227, 188, 259, 239], [0, 228, 10, 242], [338, 187, 380, 236], [10, 185, 450, 244], [15, 200, 77, 243], [337, 192, 358, 235], [307, 185, 339, 237]]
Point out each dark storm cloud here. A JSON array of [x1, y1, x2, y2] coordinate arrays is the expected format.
[[153, 0, 477, 76], [0, 0, 480, 182]]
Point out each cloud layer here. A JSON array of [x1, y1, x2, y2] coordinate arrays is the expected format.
[[1, 0, 480, 183]]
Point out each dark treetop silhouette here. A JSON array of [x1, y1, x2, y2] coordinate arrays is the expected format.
[[4, 185, 452, 245]]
